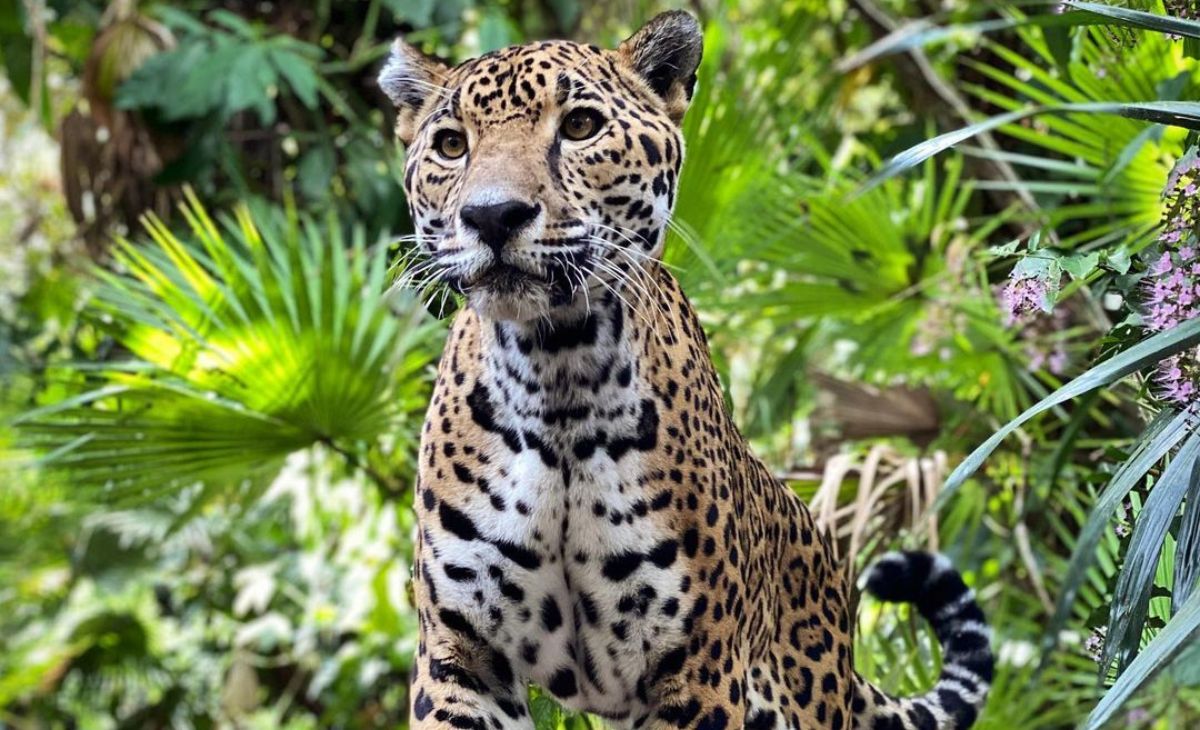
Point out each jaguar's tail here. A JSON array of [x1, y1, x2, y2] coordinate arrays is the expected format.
[[852, 551, 994, 730]]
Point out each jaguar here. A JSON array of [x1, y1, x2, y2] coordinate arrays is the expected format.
[[379, 11, 993, 729]]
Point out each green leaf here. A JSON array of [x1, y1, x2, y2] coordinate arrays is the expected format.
[[840, 2, 1200, 73], [1043, 20, 1074, 78], [271, 47, 320, 109], [208, 9, 260, 40], [297, 144, 336, 201], [1102, 430, 1200, 674], [937, 316, 1200, 508], [1100, 124, 1163, 187], [1085, 588, 1200, 730], [14, 194, 441, 501], [547, 0, 581, 31], [477, 6, 517, 54], [837, 17, 1020, 73], [861, 102, 1200, 193], [0, 0, 33, 105], [1172, 448, 1200, 615], [1060, 251, 1101, 280], [1042, 409, 1194, 659], [1170, 639, 1200, 687], [529, 694, 563, 730], [982, 239, 1023, 259], [1105, 247, 1133, 275], [381, 0, 436, 27], [225, 45, 277, 124], [1063, 1, 1200, 41]]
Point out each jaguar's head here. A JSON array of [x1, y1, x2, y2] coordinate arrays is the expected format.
[[380, 12, 702, 322]]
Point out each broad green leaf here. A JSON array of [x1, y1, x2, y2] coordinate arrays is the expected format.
[[477, 6, 518, 54], [271, 47, 321, 109], [225, 45, 277, 124], [208, 9, 260, 40], [1060, 251, 1100, 280], [529, 694, 563, 730], [381, 0, 436, 27]]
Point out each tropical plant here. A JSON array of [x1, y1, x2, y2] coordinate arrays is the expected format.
[[11, 189, 442, 503], [4, 0, 1200, 726], [864, 2, 1200, 726]]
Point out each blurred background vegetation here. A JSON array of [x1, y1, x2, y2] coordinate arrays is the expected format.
[[2, 0, 1200, 727]]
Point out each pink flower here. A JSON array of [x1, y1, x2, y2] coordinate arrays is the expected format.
[[1000, 274, 1050, 326], [1140, 148, 1200, 407]]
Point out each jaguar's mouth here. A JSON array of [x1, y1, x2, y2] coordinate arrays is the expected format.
[[468, 262, 546, 293]]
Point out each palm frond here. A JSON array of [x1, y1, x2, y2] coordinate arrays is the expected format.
[[13, 190, 442, 502]]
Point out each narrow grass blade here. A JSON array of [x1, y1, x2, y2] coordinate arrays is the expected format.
[[1064, 1, 1200, 40], [861, 102, 1200, 193], [1103, 430, 1200, 674], [1041, 409, 1193, 660], [937, 316, 1200, 509], [840, 2, 1200, 73], [1173, 453, 1200, 615]]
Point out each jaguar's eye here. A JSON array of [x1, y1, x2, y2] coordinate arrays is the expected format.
[[433, 129, 468, 159], [560, 108, 604, 141]]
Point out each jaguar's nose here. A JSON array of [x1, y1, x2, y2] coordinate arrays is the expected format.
[[460, 200, 540, 254]]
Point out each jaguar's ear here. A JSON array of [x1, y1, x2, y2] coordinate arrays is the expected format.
[[618, 11, 703, 124], [379, 38, 451, 145]]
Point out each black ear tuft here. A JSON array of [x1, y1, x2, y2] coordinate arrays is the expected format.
[[378, 39, 450, 145], [619, 11, 703, 121]]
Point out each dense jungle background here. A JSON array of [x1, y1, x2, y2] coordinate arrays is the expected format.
[[2, 0, 1200, 727]]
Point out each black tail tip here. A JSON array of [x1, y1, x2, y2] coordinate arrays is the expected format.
[[863, 550, 942, 604]]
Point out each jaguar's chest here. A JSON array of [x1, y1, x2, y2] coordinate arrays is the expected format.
[[420, 365, 690, 717]]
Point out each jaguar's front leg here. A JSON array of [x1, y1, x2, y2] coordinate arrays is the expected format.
[[409, 567, 531, 730], [641, 624, 747, 730]]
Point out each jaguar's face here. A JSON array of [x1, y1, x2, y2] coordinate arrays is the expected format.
[[380, 12, 702, 322]]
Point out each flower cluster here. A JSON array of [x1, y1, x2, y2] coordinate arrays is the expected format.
[[1023, 307, 1071, 376], [1083, 625, 1107, 663], [999, 274, 1051, 327], [1142, 150, 1200, 407], [996, 272, 1070, 375]]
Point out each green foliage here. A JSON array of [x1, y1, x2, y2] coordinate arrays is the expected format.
[[116, 9, 323, 125], [13, 190, 441, 502], [871, 0, 1200, 722], [3, 0, 1200, 726]]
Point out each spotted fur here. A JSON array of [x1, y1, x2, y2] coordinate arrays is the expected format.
[[380, 11, 993, 730]]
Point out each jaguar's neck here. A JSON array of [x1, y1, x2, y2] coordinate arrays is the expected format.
[[461, 266, 729, 430]]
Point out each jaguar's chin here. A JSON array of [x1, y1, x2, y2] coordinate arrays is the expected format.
[[467, 273, 551, 322], [466, 262, 589, 322]]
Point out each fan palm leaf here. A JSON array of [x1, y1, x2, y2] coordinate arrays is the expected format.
[[959, 16, 1197, 251], [12, 190, 441, 502]]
